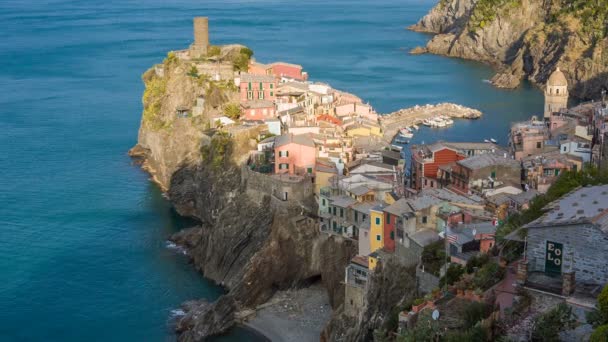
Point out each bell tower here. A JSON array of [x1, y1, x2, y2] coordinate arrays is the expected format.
[[544, 67, 569, 119]]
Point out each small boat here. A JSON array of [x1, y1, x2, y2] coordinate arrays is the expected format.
[[422, 119, 433, 127], [391, 144, 403, 151], [412, 124, 419, 130], [484, 139, 490, 143], [400, 128, 414, 138], [444, 118, 454, 125], [490, 138, 497, 144], [395, 138, 409, 144], [434, 118, 447, 127]]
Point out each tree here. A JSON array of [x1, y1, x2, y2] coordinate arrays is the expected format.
[[590, 324, 608, 342], [223, 103, 241, 120], [531, 303, 577, 341], [207, 45, 221, 57]]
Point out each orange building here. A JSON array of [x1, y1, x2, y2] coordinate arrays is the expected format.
[[410, 143, 465, 191]]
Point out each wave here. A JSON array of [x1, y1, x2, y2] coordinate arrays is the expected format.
[[165, 241, 188, 255]]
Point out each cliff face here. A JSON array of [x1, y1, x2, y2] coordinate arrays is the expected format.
[[131, 49, 357, 341], [322, 257, 417, 342], [411, 0, 608, 100]]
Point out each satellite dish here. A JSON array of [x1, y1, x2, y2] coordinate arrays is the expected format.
[[432, 309, 440, 320]]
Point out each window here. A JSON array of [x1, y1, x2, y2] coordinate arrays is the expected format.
[[422, 216, 427, 224], [364, 232, 368, 237], [376, 235, 381, 241], [424, 179, 427, 186], [259, 82, 263, 90], [279, 150, 289, 157], [322, 199, 326, 206], [354, 211, 358, 222], [537, 142, 542, 149], [333, 207, 336, 215], [258, 91, 264, 100], [333, 221, 337, 230], [390, 231, 394, 240], [430, 181, 434, 187], [279, 163, 289, 170], [307, 167, 313, 174], [248, 82, 252, 90], [340, 208, 344, 218], [247, 91, 253, 100], [362, 214, 366, 221], [270, 91, 274, 97], [270, 83, 274, 89], [386, 214, 390, 224], [491, 171, 496, 179], [563, 146, 567, 152], [375, 217, 380, 225]]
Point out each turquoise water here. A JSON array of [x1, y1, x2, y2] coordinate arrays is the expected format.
[[0, 0, 542, 341]]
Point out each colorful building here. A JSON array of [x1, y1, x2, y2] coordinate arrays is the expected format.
[[274, 133, 316, 175], [239, 73, 276, 102], [369, 205, 385, 253], [410, 142, 465, 191], [241, 100, 276, 121]]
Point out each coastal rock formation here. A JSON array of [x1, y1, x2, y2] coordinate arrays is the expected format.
[[410, 0, 608, 100], [322, 256, 417, 341], [131, 49, 357, 340]]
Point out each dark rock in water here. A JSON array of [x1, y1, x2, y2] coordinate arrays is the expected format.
[[176, 295, 237, 342]]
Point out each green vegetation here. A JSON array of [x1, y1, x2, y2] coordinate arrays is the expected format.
[[187, 65, 198, 78], [473, 261, 505, 290], [466, 253, 490, 273], [164, 51, 178, 65], [142, 75, 167, 130], [232, 47, 254, 71], [531, 303, 577, 341], [551, 0, 608, 40], [207, 45, 221, 57], [440, 263, 465, 287], [223, 103, 241, 120], [421, 240, 446, 277], [464, 302, 493, 329], [200, 131, 232, 169], [590, 324, 608, 342], [467, 0, 521, 32]]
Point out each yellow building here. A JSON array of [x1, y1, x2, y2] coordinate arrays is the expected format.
[[369, 252, 379, 270], [314, 160, 337, 195], [369, 206, 384, 254]]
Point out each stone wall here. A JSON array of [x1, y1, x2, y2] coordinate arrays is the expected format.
[[416, 266, 440, 294], [527, 224, 608, 285], [241, 166, 315, 211], [395, 238, 423, 268], [344, 283, 366, 317]]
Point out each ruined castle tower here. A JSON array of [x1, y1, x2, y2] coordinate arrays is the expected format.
[[190, 17, 209, 58], [544, 67, 569, 119]]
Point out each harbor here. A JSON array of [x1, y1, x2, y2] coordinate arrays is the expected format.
[[380, 103, 482, 144]]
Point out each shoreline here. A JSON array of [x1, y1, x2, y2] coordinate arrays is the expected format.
[[239, 283, 331, 342]]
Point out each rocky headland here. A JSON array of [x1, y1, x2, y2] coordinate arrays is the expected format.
[[130, 46, 358, 341], [409, 0, 608, 100]]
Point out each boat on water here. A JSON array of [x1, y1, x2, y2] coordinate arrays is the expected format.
[[422, 119, 433, 127], [391, 144, 403, 151], [484, 139, 490, 143], [395, 138, 409, 144], [444, 118, 454, 125], [490, 138, 497, 144], [412, 124, 419, 130], [400, 128, 414, 138], [434, 118, 447, 127]]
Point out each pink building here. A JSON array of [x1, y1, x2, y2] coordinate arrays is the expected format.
[[509, 119, 549, 160], [267, 62, 308, 81], [241, 101, 276, 121], [240, 73, 276, 102], [274, 134, 316, 175], [248, 60, 308, 81]]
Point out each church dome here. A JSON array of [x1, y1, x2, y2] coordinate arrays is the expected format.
[[547, 67, 568, 87]]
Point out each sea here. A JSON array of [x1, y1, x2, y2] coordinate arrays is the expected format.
[[0, 0, 543, 341]]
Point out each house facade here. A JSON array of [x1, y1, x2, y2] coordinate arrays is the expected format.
[[274, 134, 316, 175], [410, 143, 465, 191], [239, 73, 277, 102]]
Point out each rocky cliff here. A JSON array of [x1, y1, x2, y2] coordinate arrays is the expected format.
[[322, 256, 417, 341], [131, 47, 357, 341], [410, 0, 608, 100]]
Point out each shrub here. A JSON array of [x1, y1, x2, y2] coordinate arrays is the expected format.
[[413, 298, 424, 306], [440, 263, 465, 287], [473, 262, 505, 290], [464, 302, 493, 329], [587, 284, 608, 328], [466, 253, 490, 273], [531, 303, 576, 341], [421, 240, 446, 277], [240, 47, 254, 58], [223, 103, 241, 120], [590, 324, 608, 342], [187, 65, 198, 78], [232, 53, 250, 71], [164, 51, 178, 65], [207, 45, 221, 57]]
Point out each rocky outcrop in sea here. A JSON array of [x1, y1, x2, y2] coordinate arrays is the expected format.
[[409, 0, 608, 100]]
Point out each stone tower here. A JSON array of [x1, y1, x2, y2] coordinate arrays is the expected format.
[[190, 17, 209, 58], [544, 67, 569, 119]]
